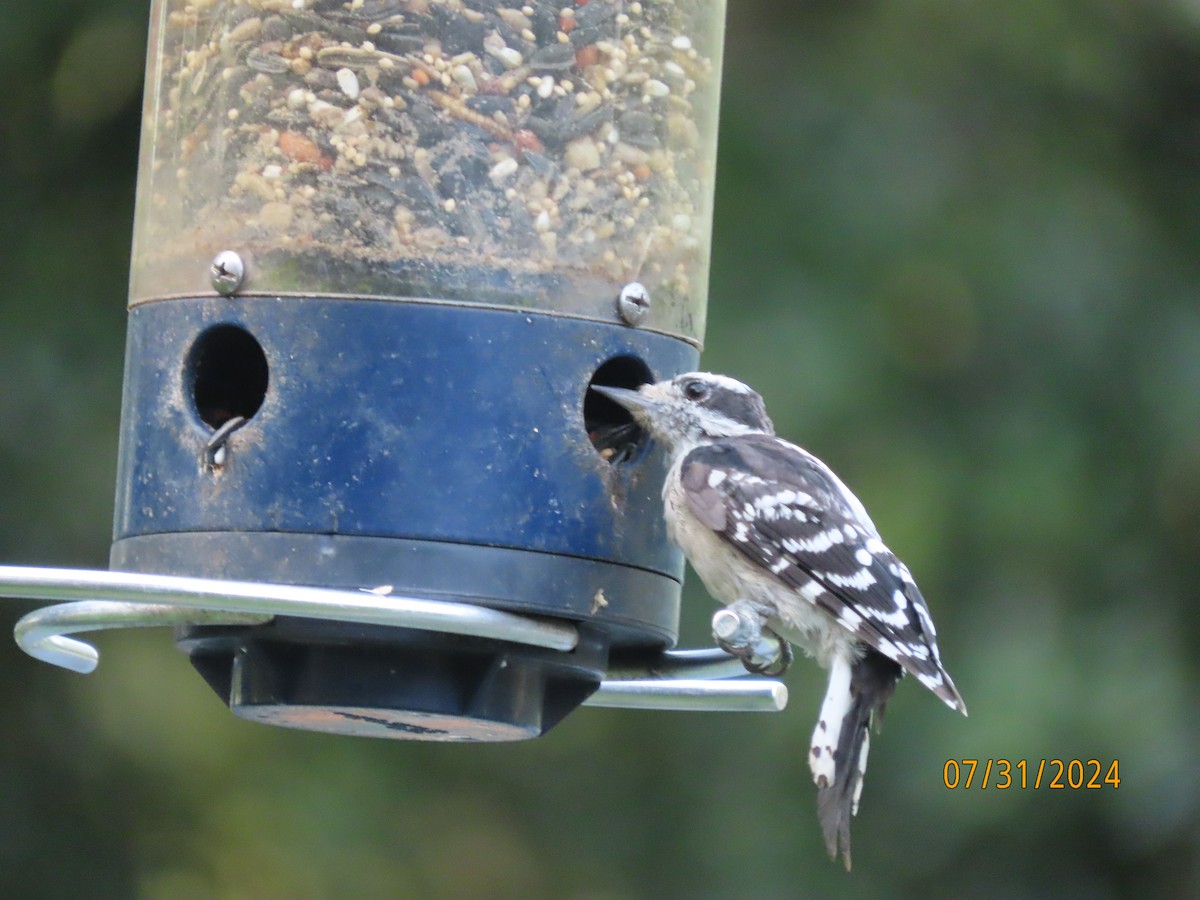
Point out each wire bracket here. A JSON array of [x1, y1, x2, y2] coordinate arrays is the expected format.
[[2, 566, 786, 712]]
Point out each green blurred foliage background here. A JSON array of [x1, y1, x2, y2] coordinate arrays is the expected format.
[[2, 0, 1199, 897]]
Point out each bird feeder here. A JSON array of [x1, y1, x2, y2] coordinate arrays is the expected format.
[[6, 0, 786, 739]]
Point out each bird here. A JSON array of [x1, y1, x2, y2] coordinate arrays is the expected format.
[[592, 372, 966, 869]]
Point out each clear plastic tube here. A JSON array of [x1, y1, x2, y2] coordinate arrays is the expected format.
[[129, 0, 725, 342]]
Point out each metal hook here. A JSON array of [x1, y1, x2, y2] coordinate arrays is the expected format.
[[203, 415, 247, 472]]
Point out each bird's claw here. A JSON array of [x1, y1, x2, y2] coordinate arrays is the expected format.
[[740, 639, 793, 677]]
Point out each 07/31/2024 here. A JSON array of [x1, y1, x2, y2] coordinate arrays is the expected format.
[[943, 759, 1121, 790]]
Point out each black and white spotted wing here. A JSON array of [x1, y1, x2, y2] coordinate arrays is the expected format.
[[681, 435, 966, 714]]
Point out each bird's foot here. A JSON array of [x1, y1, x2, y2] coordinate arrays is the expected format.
[[711, 600, 793, 677]]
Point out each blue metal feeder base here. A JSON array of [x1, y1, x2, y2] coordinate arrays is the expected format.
[[111, 296, 698, 738]]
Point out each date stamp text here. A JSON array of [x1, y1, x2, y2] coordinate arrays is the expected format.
[[943, 759, 1120, 790]]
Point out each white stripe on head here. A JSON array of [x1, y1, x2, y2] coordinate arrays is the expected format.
[[674, 372, 756, 395]]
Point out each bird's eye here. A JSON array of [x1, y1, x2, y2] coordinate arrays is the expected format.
[[682, 379, 710, 401]]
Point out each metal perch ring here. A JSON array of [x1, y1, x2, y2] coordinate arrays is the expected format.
[[1, 566, 786, 713]]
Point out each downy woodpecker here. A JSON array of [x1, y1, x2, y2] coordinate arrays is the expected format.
[[593, 373, 966, 868]]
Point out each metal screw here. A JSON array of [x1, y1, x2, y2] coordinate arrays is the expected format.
[[210, 250, 245, 296], [712, 604, 767, 650], [711, 601, 793, 676], [711, 608, 748, 644], [617, 282, 650, 325]]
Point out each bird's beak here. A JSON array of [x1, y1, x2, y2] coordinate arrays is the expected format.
[[589, 384, 656, 419]]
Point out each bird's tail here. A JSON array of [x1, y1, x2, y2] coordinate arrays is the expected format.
[[809, 649, 902, 870]]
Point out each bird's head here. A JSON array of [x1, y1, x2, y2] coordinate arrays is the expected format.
[[591, 372, 775, 453]]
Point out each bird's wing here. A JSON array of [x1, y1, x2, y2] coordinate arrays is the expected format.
[[680, 435, 965, 713]]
